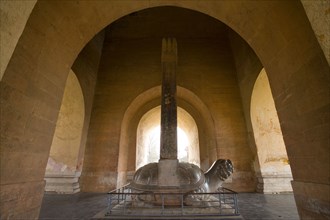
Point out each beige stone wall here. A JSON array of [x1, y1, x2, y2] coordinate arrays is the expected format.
[[44, 70, 84, 193], [251, 69, 293, 193], [228, 29, 263, 174], [178, 39, 255, 192], [301, 0, 330, 65], [72, 31, 105, 173], [251, 70, 289, 175], [0, 0, 37, 80], [46, 70, 84, 174], [44, 31, 104, 193]]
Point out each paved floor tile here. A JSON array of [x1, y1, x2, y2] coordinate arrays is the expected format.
[[39, 192, 299, 220]]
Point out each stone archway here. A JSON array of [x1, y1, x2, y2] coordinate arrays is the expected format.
[[251, 68, 293, 193], [44, 70, 85, 194], [116, 86, 216, 187], [1, 2, 328, 219]]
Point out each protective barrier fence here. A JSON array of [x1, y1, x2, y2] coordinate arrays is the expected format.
[[106, 185, 239, 218]]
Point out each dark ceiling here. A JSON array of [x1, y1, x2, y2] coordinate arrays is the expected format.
[[106, 6, 229, 40]]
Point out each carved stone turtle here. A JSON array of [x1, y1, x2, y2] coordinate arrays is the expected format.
[[129, 159, 233, 194]]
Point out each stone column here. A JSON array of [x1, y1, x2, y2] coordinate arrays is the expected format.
[[158, 38, 180, 187], [160, 38, 178, 159]]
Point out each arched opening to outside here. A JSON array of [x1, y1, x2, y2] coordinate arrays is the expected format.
[[44, 70, 85, 194], [136, 106, 200, 170], [117, 86, 215, 186], [251, 68, 293, 193]]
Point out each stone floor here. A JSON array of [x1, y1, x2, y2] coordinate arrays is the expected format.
[[39, 192, 299, 220]]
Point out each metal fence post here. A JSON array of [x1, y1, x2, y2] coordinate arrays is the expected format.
[[218, 192, 222, 215], [181, 193, 184, 216], [107, 194, 112, 215], [234, 193, 239, 215], [161, 194, 164, 215], [123, 193, 127, 215], [106, 186, 240, 218]]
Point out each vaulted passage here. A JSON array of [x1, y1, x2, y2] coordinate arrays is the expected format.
[[1, 2, 329, 219]]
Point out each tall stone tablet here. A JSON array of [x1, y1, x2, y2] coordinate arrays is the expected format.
[[160, 38, 178, 160], [158, 38, 180, 187]]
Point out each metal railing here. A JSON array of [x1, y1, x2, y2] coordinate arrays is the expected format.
[[106, 185, 239, 218]]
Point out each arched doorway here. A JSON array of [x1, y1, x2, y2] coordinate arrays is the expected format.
[[251, 68, 293, 193], [44, 70, 85, 193], [116, 86, 216, 187], [136, 106, 200, 169]]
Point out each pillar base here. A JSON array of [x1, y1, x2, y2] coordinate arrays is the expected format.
[[158, 159, 180, 187], [44, 172, 80, 194], [256, 173, 293, 193]]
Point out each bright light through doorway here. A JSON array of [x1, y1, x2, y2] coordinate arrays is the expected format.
[[146, 126, 189, 161], [136, 106, 200, 169]]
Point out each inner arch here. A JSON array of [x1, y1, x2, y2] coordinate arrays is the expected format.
[[136, 106, 200, 169]]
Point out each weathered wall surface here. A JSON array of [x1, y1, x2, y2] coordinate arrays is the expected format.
[[43, 31, 104, 194], [178, 39, 255, 192], [46, 71, 84, 174], [79, 37, 161, 192], [251, 69, 293, 193], [72, 31, 105, 174], [301, 0, 330, 65], [44, 70, 84, 193], [0, 0, 37, 80], [228, 20, 293, 194], [228, 30, 263, 188], [81, 7, 255, 192]]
